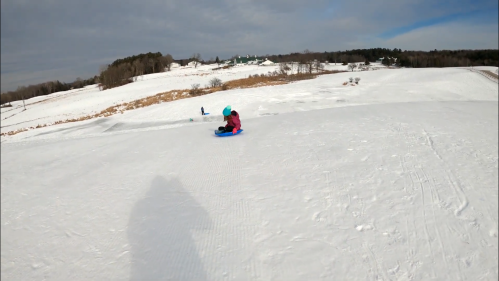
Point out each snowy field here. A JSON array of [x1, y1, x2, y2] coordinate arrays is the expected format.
[[1, 65, 498, 280]]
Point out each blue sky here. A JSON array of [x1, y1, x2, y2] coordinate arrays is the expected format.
[[1, 0, 498, 92]]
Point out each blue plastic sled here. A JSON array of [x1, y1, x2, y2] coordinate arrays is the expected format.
[[215, 129, 243, 137]]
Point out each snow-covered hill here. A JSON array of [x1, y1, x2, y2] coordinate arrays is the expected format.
[[1, 65, 497, 280]]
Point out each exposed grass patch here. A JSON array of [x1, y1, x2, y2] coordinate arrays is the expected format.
[[1, 70, 345, 137], [481, 70, 498, 79]]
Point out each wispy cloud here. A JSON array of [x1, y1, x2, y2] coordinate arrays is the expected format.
[[379, 9, 498, 39], [1, 0, 497, 92], [379, 21, 499, 51]]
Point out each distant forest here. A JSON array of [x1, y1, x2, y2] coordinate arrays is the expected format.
[[267, 48, 498, 68], [1, 48, 497, 105]]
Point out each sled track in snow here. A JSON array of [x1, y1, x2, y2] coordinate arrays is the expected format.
[[1, 101, 497, 280]]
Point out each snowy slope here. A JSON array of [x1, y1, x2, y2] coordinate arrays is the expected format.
[[0, 63, 358, 134], [0, 64, 279, 132], [1, 67, 498, 280], [2, 67, 497, 142]]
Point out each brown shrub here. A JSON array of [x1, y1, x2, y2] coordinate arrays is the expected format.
[[189, 83, 202, 96]]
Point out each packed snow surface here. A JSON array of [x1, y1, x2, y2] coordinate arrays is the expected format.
[[1, 65, 498, 280]]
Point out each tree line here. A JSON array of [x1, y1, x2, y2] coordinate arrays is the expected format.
[[267, 48, 498, 68], [1, 48, 497, 105], [1, 77, 97, 106], [97, 52, 175, 90]]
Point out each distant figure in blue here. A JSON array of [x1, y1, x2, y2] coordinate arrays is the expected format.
[[201, 107, 204, 115]]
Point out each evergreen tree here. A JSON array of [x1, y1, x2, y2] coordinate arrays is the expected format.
[[382, 57, 392, 66]]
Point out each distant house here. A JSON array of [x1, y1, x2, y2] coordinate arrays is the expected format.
[[259, 59, 275, 66], [233, 55, 263, 65], [376, 57, 397, 64]]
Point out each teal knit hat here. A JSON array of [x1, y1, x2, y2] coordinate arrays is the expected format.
[[223, 105, 231, 116]]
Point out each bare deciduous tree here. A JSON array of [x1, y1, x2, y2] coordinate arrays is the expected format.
[[209, 77, 223, 88], [297, 61, 307, 74], [163, 54, 174, 71], [45, 81, 54, 95], [0, 94, 13, 106], [307, 61, 314, 74], [133, 60, 144, 77], [191, 53, 202, 68], [74, 77, 83, 88], [148, 58, 156, 73], [189, 83, 202, 95], [99, 65, 108, 75], [16, 86, 27, 110], [314, 60, 324, 72], [279, 62, 291, 75]]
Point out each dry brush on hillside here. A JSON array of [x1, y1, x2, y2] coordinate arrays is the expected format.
[[1, 70, 344, 136]]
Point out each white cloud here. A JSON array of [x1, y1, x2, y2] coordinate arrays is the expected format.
[[1, 0, 497, 91]]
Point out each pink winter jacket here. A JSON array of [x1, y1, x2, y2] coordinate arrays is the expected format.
[[225, 110, 241, 130]]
